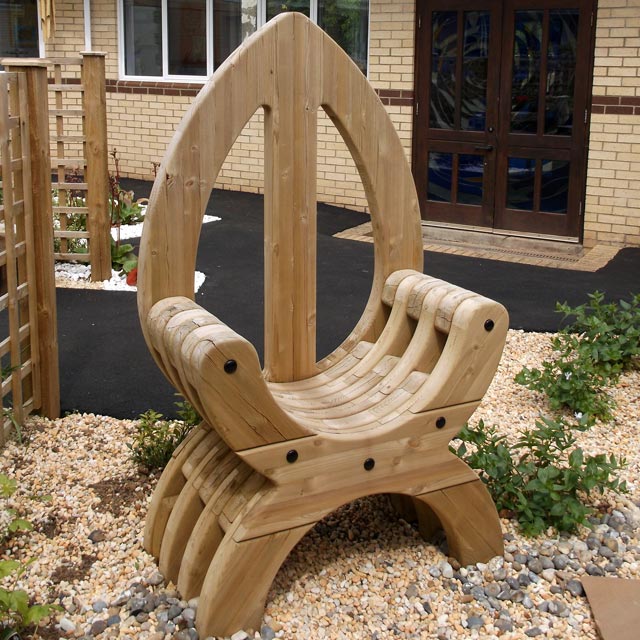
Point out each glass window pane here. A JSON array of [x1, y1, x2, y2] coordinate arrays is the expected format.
[[540, 159, 569, 212], [428, 152, 453, 202], [214, 0, 258, 69], [168, 0, 207, 75], [318, 0, 369, 75], [461, 11, 490, 132], [545, 10, 579, 136], [507, 157, 536, 210], [457, 154, 484, 206], [266, 1, 310, 20], [0, 0, 40, 58], [430, 11, 457, 130], [511, 11, 542, 133], [123, 0, 162, 76]]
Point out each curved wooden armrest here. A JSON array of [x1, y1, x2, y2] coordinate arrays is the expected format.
[[146, 297, 311, 451]]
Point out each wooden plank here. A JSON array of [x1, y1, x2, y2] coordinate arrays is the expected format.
[[48, 84, 84, 92], [4, 61, 60, 419], [54, 252, 90, 262], [81, 53, 111, 281], [52, 181, 88, 190]]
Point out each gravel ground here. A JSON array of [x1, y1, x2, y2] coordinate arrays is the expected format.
[[1, 330, 638, 640]]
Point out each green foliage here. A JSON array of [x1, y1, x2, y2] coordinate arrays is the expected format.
[[129, 400, 201, 470], [557, 291, 640, 372], [110, 187, 145, 226], [0, 476, 60, 635], [0, 560, 60, 634], [515, 291, 640, 425], [110, 239, 138, 275], [452, 418, 627, 536]]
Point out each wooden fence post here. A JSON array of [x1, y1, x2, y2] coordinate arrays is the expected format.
[[81, 52, 111, 281], [2, 60, 60, 419]]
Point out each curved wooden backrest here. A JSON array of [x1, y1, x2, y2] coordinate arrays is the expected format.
[[138, 12, 423, 383]]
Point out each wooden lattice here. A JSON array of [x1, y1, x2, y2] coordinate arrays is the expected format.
[[0, 72, 41, 443], [47, 54, 110, 281]]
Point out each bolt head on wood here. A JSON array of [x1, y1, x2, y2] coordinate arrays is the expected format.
[[364, 458, 375, 471], [286, 450, 299, 463], [484, 319, 495, 332], [436, 417, 446, 429], [223, 359, 237, 374]]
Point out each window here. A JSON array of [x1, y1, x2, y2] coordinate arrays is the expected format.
[[0, 0, 40, 58], [120, 0, 368, 80]]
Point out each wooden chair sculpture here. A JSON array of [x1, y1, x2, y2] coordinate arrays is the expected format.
[[138, 12, 508, 637]]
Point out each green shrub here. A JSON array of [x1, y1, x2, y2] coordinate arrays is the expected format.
[[515, 291, 640, 425], [452, 417, 627, 536], [515, 334, 616, 425], [110, 239, 138, 275], [129, 400, 201, 470], [557, 291, 640, 373]]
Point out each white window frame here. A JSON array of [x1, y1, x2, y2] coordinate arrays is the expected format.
[[117, 0, 370, 82]]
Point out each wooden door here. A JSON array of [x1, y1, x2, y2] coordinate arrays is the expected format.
[[413, 0, 595, 239]]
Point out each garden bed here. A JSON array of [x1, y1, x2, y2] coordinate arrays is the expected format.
[[0, 330, 639, 640]]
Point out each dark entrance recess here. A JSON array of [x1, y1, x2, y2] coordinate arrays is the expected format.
[[413, 0, 596, 238]]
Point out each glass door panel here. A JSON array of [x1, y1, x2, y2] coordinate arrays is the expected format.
[[414, 0, 593, 238]]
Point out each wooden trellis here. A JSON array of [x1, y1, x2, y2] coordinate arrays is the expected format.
[[48, 53, 110, 281], [0, 67, 60, 443]]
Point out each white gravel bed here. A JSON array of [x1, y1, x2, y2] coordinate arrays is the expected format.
[[55, 216, 220, 291], [0, 330, 638, 640]]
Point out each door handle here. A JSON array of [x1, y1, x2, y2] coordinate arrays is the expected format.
[[474, 144, 494, 152]]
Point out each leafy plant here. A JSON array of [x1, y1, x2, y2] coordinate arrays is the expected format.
[[129, 400, 200, 470], [0, 475, 60, 636], [110, 239, 137, 275], [0, 560, 60, 636], [109, 148, 145, 227], [515, 333, 616, 425], [515, 291, 640, 425], [452, 417, 627, 536], [557, 291, 640, 373]]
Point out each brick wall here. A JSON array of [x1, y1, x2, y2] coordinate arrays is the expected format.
[[585, 0, 640, 247], [43, 0, 416, 213]]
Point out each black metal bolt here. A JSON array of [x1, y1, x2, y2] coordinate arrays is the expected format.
[[436, 416, 446, 429], [286, 449, 298, 464], [364, 458, 375, 471], [484, 319, 495, 332], [223, 359, 237, 374]]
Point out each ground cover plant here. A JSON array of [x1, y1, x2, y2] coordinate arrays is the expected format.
[[129, 399, 201, 470], [455, 290, 638, 537], [515, 291, 640, 425], [0, 474, 60, 638]]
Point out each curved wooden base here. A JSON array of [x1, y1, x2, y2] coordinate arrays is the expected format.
[[144, 426, 504, 638]]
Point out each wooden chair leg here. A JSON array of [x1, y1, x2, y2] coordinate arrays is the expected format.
[[414, 478, 504, 566], [196, 523, 314, 637], [144, 423, 218, 556]]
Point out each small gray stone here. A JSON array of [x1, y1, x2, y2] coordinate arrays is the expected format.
[[599, 545, 614, 558], [470, 586, 486, 600], [182, 608, 196, 626], [540, 557, 554, 570], [587, 535, 601, 550], [230, 632, 249, 640], [175, 630, 199, 640], [260, 626, 276, 640], [537, 601, 549, 613], [439, 561, 454, 579], [405, 583, 419, 599], [493, 568, 507, 581], [148, 572, 164, 586], [586, 563, 605, 576], [111, 593, 130, 607], [106, 614, 120, 627], [156, 611, 169, 624], [553, 554, 570, 570], [509, 590, 524, 603], [422, 601, 433, 615], [90, 620, 108, 636], [518, 573, 531, 587], [128, 598, 146, 615], [485, 583, 501, 598], [525, 627, 543, 637], [429, 566, 442, 578], [550, 585, 563, 595], [604, 562, 618, 573], [467, 616, 483, 629], [565, 580, 584, 596], [506, 577, 520, 590], [89, 529, 106, 543], [514, 553, 528, 565], [522, 595, 534, 609], [528, 558, 543, 574], [92, 600, 108, 613], [135, 612, 149, 624], [548, 600, 567, 616], [167, 604, 183, 620], [494, 619, 513, 633]]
